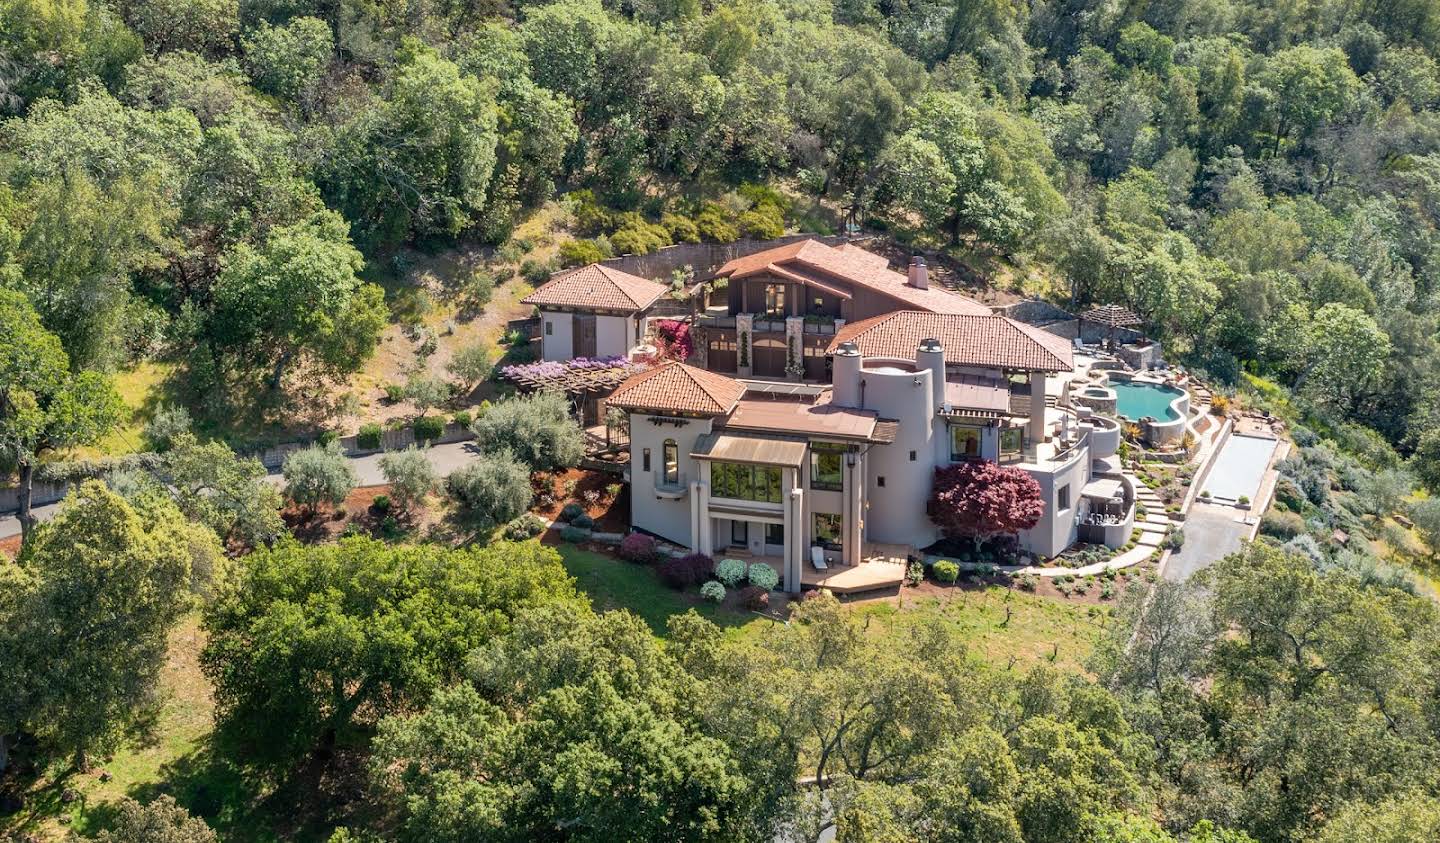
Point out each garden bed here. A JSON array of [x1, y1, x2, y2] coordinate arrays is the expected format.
[[530, 467, 629, 533]]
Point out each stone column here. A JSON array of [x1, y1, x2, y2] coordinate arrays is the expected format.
[[785, 316, 805, 382], [688, 479, 703, 552], [737, 313, 753, 378], [696, 464, 712, 554]]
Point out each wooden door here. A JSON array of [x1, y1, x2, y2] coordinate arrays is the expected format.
[[753, 336, 786, 377], [572, 314, 597, 358]]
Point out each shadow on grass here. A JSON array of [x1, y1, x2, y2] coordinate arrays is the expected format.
[[101, 735, 376, 843], [549, 541, 756, 636]]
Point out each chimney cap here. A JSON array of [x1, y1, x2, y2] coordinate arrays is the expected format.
[[835, 341, 861, 357], [918, 337, 943, 353]]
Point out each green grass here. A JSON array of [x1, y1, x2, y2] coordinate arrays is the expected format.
[[553, 543, 761, 635], [551, 543, 1106, 671], [89, 360, 176, 456]]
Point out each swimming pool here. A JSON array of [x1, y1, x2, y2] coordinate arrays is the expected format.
[[1112, 381, 1185, 421]]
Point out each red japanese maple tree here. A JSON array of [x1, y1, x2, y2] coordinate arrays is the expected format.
[[929, 460, 1045, 547], [653, 319, 693, 361]]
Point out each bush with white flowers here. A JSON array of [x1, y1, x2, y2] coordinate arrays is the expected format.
[[700, 580, 726, 603]]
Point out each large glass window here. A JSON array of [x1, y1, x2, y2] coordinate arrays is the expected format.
[[950, 424, 983, 460], [810, 443, 846, 491], [765, 523, 784, 545], [813, 513, 842, 549], [711, 462, 783, 503], [662, 439, 679, 484], [764, 283, 786, 316], [1000, 427, 1024, 459]]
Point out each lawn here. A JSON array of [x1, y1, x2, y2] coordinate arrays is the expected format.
[[551, 542, 1107, 672]]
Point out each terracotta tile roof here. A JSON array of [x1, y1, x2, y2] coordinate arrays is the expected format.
[[715, 240, 991, 316], [522, 264, 668, 312], [827, 311, 1074, 372], [606, 362, 746, 416]]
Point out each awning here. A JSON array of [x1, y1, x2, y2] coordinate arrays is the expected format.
[[1082, 478, 1124, 501], [691, 432, 808, 467]]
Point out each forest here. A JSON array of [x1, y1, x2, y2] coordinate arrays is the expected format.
[[5, 0, 1440, 841]]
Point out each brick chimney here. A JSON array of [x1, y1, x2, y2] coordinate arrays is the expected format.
[[908, 256, 928, 290]]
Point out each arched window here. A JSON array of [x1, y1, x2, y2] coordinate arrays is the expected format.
[[663, 439, 679, 484]]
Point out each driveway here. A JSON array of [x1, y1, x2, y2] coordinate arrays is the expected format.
[[1163, 501, 1252, 581], [0, 441, 487, 540]]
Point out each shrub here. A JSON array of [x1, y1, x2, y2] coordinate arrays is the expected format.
[[560, 502, 584, 522], [906, 561, 924, 587], [379, 447, 440, 511], [1162, 528, 1186, 550], [560, 525, 589, 543], [316, 429, 339, 446], [695, 202, 739, 242], [447, 343, 493, 390], [372, 494, 391, 513], [714, 558, 748, 587], [358, 422, 383, 450], [1018, 573, 1038, 591], [503, 513, 547, 540], [144, 405, 193, 452], [413, 414, 445, 443], [658, 553, 713, 589], [700, 581, 726, 603], [520, 258, 553, 285], [384, 382, 408, 403], [452, 410, 473, 428], [282, 442, 356, 514], [933, 560, 960, 583], [471, 391, 584, 472], [739, 585, 770, 611], [1238, 494, 1250, 506], [747, 562, 780, 591], [619, 532, 659, 563], [446, 452, 533, 531], [609, 214, 672, 255], [1260, 510, 1305, 540], [557, 238, 611, 267], [1210, 393, 1230, 415], [738, 204, 784, 239], [661, 212, 700, 243], [571, 513, 595, 529]]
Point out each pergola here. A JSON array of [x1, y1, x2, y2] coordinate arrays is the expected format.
[[496, 357, 647, 396], [1079, 304, 1144, 350]]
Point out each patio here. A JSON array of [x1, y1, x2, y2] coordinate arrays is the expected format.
[[747, 541, 910, 595]]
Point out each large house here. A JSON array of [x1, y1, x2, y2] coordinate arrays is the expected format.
[[523, 264, 669, 361], [549, 239, 1130, 592], [695, 240, 992, 380]]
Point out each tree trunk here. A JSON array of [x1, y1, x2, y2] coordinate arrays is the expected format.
[[17, 460, 35, 547], [0, 732, 9, 774], [269, 350, 294, 392]]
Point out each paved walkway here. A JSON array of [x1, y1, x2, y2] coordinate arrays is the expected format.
[[0, 441, 488, 540]]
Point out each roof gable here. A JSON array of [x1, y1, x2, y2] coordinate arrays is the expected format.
[[716, 239, 991, 316], [827, 311, 1074, 372], [606, 362, 747, 416], [522, 264, 668, 312]]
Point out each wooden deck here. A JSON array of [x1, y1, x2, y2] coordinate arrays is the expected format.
[[751, 542, 911, 595]]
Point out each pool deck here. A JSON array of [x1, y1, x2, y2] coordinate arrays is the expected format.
[[1200, 433, 1279, 504]]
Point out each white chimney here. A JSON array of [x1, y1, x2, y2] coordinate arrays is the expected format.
[[832, 341, 864, 408], [908, 256, 928, 290], [916, 338, 945, 410]]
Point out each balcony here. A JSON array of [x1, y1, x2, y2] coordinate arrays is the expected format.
[[654, 473, 688, 499]]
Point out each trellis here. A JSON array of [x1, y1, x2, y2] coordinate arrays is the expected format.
[[497, 357, 648, 396], [1078, 304, 1145, 349]]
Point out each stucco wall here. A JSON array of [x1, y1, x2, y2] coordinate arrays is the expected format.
[[1019, 443, 1088, 558], [628, 413, 714, 546], [540, 311, 574, 362]]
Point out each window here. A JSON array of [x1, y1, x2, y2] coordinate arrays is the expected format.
[[909, 450, 917, 461], [813, 513, 842, 549], [812, 295, 824, 311], [545, 320, 553, 336], [662, 439, 679, 485], [642, 448, 651, 472], [1001, 427, 1024, 459], [810, 443, 845, 491], [711, 462, 783, 503], [764, 283, 786, 316], [950, 424, 983, 460], [731, 520, 747, 545], [877, 476, 885, 487], [765, 523, 784, 545], [1057, 483, 1071, 512]]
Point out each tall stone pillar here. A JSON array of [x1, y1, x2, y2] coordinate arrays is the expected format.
[[785, 316, 805, 382], [737, 313, 754, 378]]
